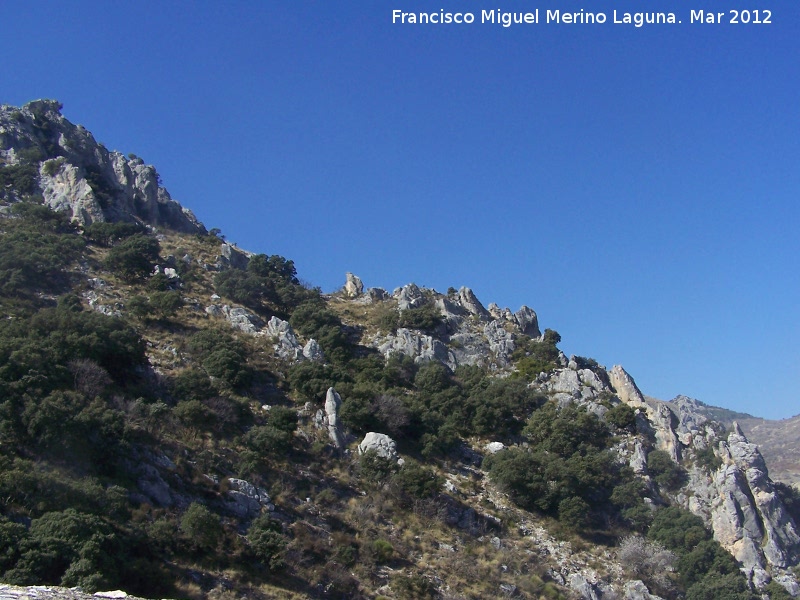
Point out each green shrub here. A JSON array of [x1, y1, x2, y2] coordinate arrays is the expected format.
[[244, 425, 293, 454], [0, 203, 84, 295], [180, 502, 222, 551], [397, 303, 443, 333], [247, 515, 286, 570], [104, 234, 160, 281], [371, 538, 394, 564], [695, 445, 722, 474], [391, 461, 441, 500], [391, 572, 436, 598], [358, 450, 396, 485], [83, 221, 144, 246], [647, 450, 687, 491], [4, 509, 121, 592], [511, 331, 561, 380], [606, 403, 637, 430], [558, 496, 592, 530]]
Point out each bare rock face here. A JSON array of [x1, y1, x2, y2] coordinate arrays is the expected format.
[[1, 100, 205, 233], [456, 286, 491, 320], [343, 272, 364, 297], [395, 283, 426, 310], [302, 338, 325, 362], [695, 423, 800, 588], [609, 365, 647, 408], [609, 366, 681, 461], [513, 305, 541, 338], [218, 242, 251, 270], [224, 478, 273, 518], [376, 327, 457, 370], [205, 304, 263, 335], [266, 316, 304, 361]]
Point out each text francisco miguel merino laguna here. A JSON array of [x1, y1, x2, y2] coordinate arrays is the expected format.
[[392, 9, 680, 28]]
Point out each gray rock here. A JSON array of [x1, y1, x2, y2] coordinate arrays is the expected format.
[[367, 287, 389, 302], [483, 320, 516, 365], [325, 388, 346, 449], [395, 283, 426, 310], [456, 287, 490, 320], [376, 328, 457, 369], [358, 432, 398, 460], [224, 478, 273, 518], [623, 580, 664, 600], [609, 365, 647, 407], [513, 305, 541, 337], [218, 243, 250, 270], [266, 316, 304, 360], [302, 339, 325, 362], [1, 101, 203, 233], [205, 304, 263, 335], [343, 272, 364, 297], [567, 573, 602, 600], [485, 442, 506, 454]]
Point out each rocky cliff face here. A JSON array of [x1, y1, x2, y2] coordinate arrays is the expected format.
[[612, 369, 800, 594], [0, 100, 204, 233]]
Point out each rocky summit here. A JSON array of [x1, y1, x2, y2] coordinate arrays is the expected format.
[[0, 101, 798, 599]]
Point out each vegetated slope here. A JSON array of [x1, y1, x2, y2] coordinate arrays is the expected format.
[[1, 100, 799, 600]]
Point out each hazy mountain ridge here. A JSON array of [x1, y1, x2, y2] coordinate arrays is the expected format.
[[1, 100, 799, 599]]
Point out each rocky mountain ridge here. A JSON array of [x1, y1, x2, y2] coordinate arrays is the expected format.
[[0, 100, 203, 233], [1, 100, 799, 599]]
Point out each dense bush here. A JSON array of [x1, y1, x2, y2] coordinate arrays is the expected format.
[[397, 303, 443, 333], [104, 233, 160, 281], [390, 460, 442, 501], [247, 515, 286, 570], [187, 328, 251, 388], [647, 506, 753, 598], [0, 202, 84, 296], [3, 509, 122, 592], [606, 403, 637, 431], [214, 253, 318, 314], [289, 300, 351, 363], [647, 450, 687, 491], [510, 330, 561, 380], [180, 502, 222, 551], [486, 402, 642, 529], [83, 221, 144, 246]]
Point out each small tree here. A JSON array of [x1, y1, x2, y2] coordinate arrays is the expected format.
[[104, 234, 160, 281], [247, 515, 286, 570], [180, 502, 222, 551]]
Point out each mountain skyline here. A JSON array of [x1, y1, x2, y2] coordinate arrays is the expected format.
[[2, 0, 798, 419]]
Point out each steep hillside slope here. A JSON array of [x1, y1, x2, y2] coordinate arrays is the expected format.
[[1, 100, 799, 600]]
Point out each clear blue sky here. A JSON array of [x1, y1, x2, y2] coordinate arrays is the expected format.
[[2, 1, 798, 419]]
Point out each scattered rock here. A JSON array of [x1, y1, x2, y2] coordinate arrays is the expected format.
[[224, 478, 273, 518], [358, 432, 398, 461], [485, 442, 506, 454]]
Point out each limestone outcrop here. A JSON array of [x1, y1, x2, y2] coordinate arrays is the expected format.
[[343, 272, 364, 297], [1, 100, 204, 233]]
